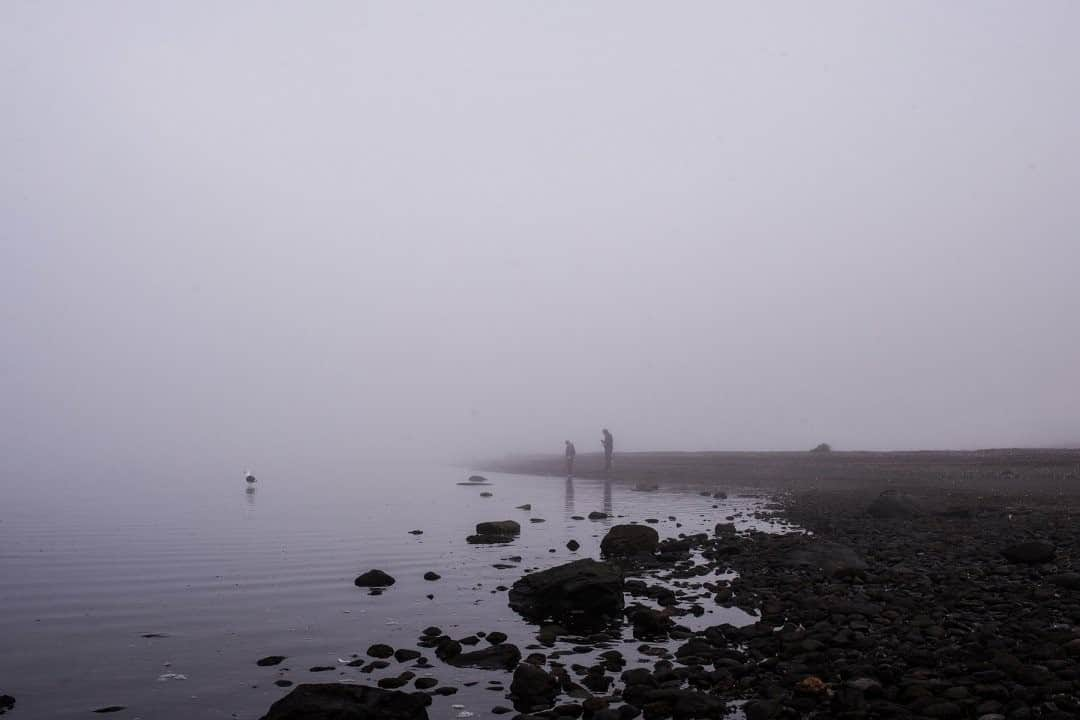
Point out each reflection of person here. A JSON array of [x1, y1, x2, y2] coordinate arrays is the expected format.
[[565, 440, 577, 477], [601, 429, 614, 472]]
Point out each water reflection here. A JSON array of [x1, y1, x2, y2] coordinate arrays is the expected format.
[[244, 486, 256, 506], [603, 479, 612, 516], [564, 477, 574, 515]]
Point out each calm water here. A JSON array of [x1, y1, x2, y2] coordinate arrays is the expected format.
[[0, 465, 793, 719]]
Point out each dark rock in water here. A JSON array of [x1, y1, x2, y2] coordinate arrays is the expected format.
[[468, 475, 488, 483], [394, 649, 421, 662], [0, 696, 13, 715], [714, 522, 736, 535], [467, 534, 515, 544], [508, 559, 624, 623], [743, 699, 779, 720], [629, 689, 724, 718], [447, 643, 521, 670], [257, 655, 287, 666], [782, 541, 867, 577], [309, 665, 336, 672], [355, 570, 396, 587], [476, 520, 521, 536], [487, 631, 508, 644], [588, 512, 608, 520], [480, 492, 493, 497], [1001, 541, 1055, 564], [516, 504, 532, 510], [422, 626, 442, 637], [408, 530, 423, 535], [566, 540, 580, 551], [529, 518, 545, 523], [434, 637, 462, 660], [510, 663, 559, 707], [600, 525, 659, 556], [368, 644, 395, 658], [259, 683, 430, 720], [275, 680, 294, 688], [867, 490, 921, 519], [626, 606, 673, 637], [92, 707, 126, 714], [141, 632, 169, 638], [423, 571, 440, 581], [414, 678, 438, 690]]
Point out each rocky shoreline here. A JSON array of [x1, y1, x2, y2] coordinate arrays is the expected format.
[[257, 459, 1080, 720]]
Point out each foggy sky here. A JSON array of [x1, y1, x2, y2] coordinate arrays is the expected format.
[[2, 2, 1078, 476]]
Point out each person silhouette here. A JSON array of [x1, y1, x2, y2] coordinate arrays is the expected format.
[[601, 429, 614, 472], [564, 440, 577, 477]]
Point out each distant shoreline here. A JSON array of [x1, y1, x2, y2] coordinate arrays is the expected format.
[[482, 447, 1080, 497]]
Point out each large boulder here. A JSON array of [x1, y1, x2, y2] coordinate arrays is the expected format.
[[1001, 541, 1055, 565], [782, 541, 868, 578], [446, 643, 521, 670], [259, 683, 430, 720], [867, 490, 921, 519], [508, 559, 624, 624], [354, 570, 396, 587], [600, 524, 659, 556]]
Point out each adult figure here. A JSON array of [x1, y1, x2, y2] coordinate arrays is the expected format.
[[565, 440, 576, 477], [601, 428, 614, 472]]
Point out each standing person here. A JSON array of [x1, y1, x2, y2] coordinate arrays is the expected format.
[[601, 428, 614, 472], [564, 440, 576, 477]]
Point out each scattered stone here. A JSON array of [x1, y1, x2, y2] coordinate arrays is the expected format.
[[867, 490, 921, 519], [423, 571, 440, 581], [354, 570, 396, 587], [257, 655, 287, 667], [414, 678, 438, 690], [486, 631, 508, 644], [516, 504, 532, 510], [510, 663, 559, 708], [92, 707, 126, 714], [588, 512, 608, 520], [408, 530, 423, 535], [566, 539, 580, 551], [1000, 541, 1055, 564], [309, 666, 336, 672]]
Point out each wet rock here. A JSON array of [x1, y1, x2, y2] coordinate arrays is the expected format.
[[480, 492, 493, 497], [259, 683, 430, 720], [600, 525, 659, 556], [714, 523, 736, 535], [422, 626, 442, 637], [530, 518, 546, 523], [508, 559, 624, 623], [477, 520, 521, 535], [92, 707, 126, 714], [566, 540, 580, 551], [517, 504, 532, 510], [447, 643, 521, 670], [431, 687, 457, 696], [309, 666, 336, 672], [1000, 541, 1055, 564], [0, 697, 12, 715], [434, 638, 462, 660], [394, 649, 421, 662], [467, 534, 515, 544], [782, 541, 867, 577], [354, 570, 396, 587], [368, 644, 395, 659], [1050, 573, 1080, 590], [275, 680, 294, 688], [468, 475, 488, 483], [867, 490, 921, 519], [423, 571, 440, 581], [487, 631, 508, 644], [511, 663, 559, 707], [588, 512, 608, 520], [257, 655, 287, 666], [414, 678, 438, 690], [743, 699, 779, 720]]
